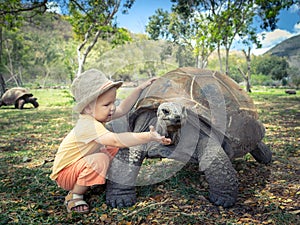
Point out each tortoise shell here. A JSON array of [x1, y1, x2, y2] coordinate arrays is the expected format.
[[136, 67, 257, 118], [132, 67, 264, 157]]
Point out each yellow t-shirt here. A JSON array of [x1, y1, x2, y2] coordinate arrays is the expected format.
[[50, 114, 110, 180]]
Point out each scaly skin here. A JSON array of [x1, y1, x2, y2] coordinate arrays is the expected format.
[[197, 136, 238, 207], [250, 142, 272, 164], [106, 113, 152, 208]]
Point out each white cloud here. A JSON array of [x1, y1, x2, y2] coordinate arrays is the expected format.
[[233, 27, 299, 55], [290, 4, 300, 13], [251, 5, 300, 55], [252, 47, 272, 55], [46, 2, 62, 14], [294, 23, 300, 33], [252, 29, 296, 55], [259, 29, 293, 47]]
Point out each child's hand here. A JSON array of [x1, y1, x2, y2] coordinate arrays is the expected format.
[[138, 77, 158, 90], [149, 125, 172, 145]]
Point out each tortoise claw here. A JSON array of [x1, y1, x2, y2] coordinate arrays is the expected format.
[[106, 192, 136, 208], [105, 180, 137, 208], [209, 191, 236, 208]]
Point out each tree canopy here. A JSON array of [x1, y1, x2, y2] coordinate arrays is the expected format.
[[146, 0, 296, 74], [253, 54, 289, 80], [0, 0, 299, 94], [0, 0, 136, 93]]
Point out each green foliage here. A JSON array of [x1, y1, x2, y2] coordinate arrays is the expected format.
[[147, 0, 295, 72], [0, 0, 298, 89], [288, 66, 300, 87], [67, 0, 135, 40], [146, 9, 170, 41], [252, 54, 289, 81], [0, 0, 48, 29], [1, 28, 30, 86], [176, 45, 195, 67], [93, 39, 178, 80], [255, 0, 296, 30], [251, 73, 274, 86], [66, 0, 136, 75], [1, 0, 136, 85], [1, 13, 74, 87], [146, 6, 214, 68]]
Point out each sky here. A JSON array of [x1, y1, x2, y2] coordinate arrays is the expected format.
[[116, 1, 300, 55]]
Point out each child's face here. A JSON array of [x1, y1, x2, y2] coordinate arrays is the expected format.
[[88, 87, 117, 122]]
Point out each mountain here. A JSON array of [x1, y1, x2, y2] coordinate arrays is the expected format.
[[265, 34, 300, 69]]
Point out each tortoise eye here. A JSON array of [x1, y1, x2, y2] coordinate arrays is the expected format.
[[162, 109, 170, 115]]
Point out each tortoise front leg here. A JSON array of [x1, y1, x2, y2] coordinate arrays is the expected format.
[[16, 98, 26, 109], [106, 147, 145, 208], [197, 136, 238, 208], [106, 114, 150, 208]]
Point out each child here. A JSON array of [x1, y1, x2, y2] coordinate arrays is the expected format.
[[50, 69, 171, 214]]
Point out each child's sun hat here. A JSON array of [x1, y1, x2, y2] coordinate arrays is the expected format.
[[71, 69, 123, 113]]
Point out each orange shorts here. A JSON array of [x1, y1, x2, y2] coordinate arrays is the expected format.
[[56, 146, 118, 191]]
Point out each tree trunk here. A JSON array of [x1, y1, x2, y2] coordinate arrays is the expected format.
[[217, 45, 223, 73], [194, 55, 198, 68], [225, 47, 230, 75], [242, 47, 252, 92], [76, 25, 108, 77], [238, 68, 251, 93], [0, 27, 6, 97], [0, 73, 6, 97]]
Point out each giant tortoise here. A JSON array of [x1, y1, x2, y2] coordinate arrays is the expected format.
[[0, 87, 39, 109], [106, 67, 272, 208]]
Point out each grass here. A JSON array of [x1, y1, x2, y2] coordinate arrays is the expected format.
[[0, 86, 299, 224]]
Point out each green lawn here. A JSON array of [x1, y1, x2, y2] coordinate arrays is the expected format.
[[0, 87, 299, 224]]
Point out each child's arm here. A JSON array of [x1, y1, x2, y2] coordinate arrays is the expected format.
[[95, 126, 171, 148], [113, 78, 157, 119]]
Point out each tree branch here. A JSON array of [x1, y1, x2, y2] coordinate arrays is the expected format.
[[0, 0, 48, 16]]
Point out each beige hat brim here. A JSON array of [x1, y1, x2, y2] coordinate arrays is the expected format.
[[73, 81, 123, 113]]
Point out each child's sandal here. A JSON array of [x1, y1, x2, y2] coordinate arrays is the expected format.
[[64, 192, 89, 214]]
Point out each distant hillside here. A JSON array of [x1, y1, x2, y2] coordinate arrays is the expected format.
[[265, 34, 300, 68]]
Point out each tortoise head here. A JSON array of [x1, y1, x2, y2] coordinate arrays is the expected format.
[[157, 102, 187, 133]]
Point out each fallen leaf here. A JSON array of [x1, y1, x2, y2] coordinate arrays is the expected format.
[[100, 214, 108, 221]]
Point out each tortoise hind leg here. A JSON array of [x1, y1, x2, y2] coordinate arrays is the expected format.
[[250, 142, 272, 164]]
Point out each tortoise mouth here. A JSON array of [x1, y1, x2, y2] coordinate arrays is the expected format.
[[162, 120, 183, 132], [162, 118, 181, 124]]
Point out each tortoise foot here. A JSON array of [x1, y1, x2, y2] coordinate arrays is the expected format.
[[106, 181, 136, 208], [209, 190, 237, 208]]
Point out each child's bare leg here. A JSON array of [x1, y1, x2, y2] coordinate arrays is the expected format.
[[60, 153, 111, 213], [72, 183, 89, 195]]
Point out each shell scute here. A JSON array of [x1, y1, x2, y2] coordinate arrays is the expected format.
[[135, 67, 257, 120]]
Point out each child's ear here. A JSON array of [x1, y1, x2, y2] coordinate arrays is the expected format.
[[83, 103, 93, 114]]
